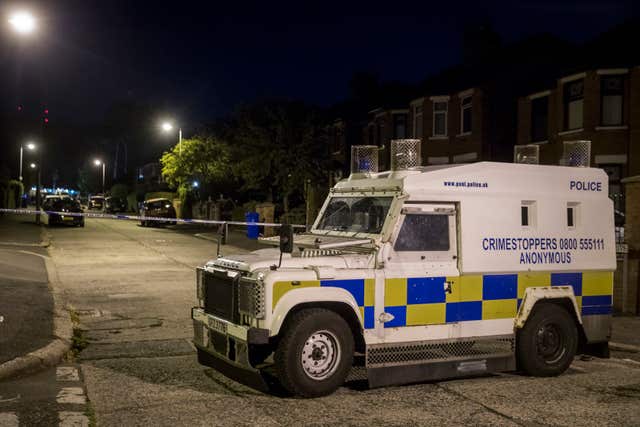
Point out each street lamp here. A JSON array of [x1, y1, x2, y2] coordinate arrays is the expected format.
[[160, 121, 182, 155], [8, 11, 36, 35], [94, 159, 106, 194], [29, 162, 37, 169], [19, 142, 37, 181]]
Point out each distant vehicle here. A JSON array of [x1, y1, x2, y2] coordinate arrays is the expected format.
[[89, 195, 105, 210], [140, 198, 176, 227], [104, 196, 127, 213], [42, 196, 84, 227]]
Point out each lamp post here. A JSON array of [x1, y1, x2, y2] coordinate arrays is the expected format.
[[8, 11, 36, 35], [19, 142, 36, 181], [94, 159, 106, 194], [161, 122, 182, 155]]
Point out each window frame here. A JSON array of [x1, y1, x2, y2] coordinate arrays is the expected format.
[[389, 204, 458, 264], [433, 101, 448, 137], [600, 75, 624, 127], [410, 98, 424, 140], [521, 201, 536, 228], [460, 95, 472, 135], [563, 79, 584, 131]]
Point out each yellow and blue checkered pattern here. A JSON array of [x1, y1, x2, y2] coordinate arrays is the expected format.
[[273, 279, 376, 328], [272, 271, 613, 330]]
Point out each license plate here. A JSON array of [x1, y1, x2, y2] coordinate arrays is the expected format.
[[62, 216, 74, 221], [207, 316, 228, 334]]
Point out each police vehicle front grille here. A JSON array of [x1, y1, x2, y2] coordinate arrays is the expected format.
[[202, 270, 237, 323], [366, 336, 514, 367]]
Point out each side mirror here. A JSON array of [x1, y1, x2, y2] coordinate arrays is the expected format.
[[279, 224, 294, 253]]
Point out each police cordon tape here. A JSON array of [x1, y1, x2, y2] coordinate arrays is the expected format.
[[0, 208, 307, 229]]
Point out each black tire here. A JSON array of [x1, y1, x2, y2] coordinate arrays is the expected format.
[[274, 308, 354, 397], [78, 221, 85, 228], [517, 303, 578, 377]]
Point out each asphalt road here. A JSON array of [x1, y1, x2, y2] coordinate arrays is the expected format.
[[6, 216, 640, 426]]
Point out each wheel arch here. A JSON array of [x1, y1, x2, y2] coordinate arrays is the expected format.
[[516, 286, 587, 349], [270, 288, 365, 353]]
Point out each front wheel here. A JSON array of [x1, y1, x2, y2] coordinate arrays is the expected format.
[[517, 303, 578, 377], [274, 308, 354, 397]]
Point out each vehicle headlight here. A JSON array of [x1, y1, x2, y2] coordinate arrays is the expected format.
[[238, 273, 265, 319]]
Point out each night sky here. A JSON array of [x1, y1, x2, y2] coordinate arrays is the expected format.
[[1, 1, 635, 127], [0, 0, 636, 187]]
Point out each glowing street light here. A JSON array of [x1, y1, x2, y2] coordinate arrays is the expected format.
[[19, 141, 37, 181], [160, 121, 183, 155], [8, 11, 36, 35], [94, 159, 106, 194], [192, 181, 199, 188], [29, 162, 37, 169]]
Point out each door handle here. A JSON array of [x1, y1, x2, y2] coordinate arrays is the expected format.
[[444, 280, 453, 294]]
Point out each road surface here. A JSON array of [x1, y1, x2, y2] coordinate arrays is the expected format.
[[2, 216, 640, 426]]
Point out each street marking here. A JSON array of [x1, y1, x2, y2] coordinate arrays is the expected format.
[[58, 411, 89, 427], [56, 387, 86, 405], [0, 412, 18, 427], [57, 366, 80, 382]]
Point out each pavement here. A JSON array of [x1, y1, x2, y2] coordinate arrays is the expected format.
[[0, 214, 72, 384], [1, 213, 640, 426]]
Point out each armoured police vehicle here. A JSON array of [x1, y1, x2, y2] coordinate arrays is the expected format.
[[192, 140, 616, 397]]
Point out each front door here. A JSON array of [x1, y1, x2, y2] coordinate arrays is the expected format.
[[383, 203, 459, 337]]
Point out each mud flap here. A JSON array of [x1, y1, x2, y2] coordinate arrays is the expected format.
[[196, 344, 271, 393]]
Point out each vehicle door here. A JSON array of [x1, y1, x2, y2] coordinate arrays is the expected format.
[[383, 203, 460, 337]]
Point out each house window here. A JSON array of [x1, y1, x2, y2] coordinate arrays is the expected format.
[[530, 96, 548, 142], [601, 76, 624, 126], [433, 102, 448, 137], [413, 105, 423, 139], [393, 114, 407, 139], [564, 79, 584, 130], [394, 214, 450, 251], [461, 96, 472, 134]]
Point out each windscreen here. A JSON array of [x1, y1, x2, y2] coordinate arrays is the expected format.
[[316, 196, 393, 234], [52, 198, 80, 210]]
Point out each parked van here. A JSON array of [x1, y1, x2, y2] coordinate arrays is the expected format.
[[192, 141, 615, 397]]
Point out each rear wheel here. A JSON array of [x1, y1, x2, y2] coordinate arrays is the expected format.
[[274, 308, 354, 397], [517, 303, 577, 377]]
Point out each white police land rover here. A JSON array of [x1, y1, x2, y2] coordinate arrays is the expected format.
[[192, 140, 616, 397]]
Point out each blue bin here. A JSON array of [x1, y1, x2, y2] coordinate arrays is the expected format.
[[245, 212, 260, 239]]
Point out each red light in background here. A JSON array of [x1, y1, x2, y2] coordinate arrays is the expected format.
[[18, 105, 23, 111], [43, 117, 49, 124], [44, 109, 49, 115]]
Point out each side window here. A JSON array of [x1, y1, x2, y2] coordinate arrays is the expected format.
[[521, 201, 536, 227], [521, 205, 529, 226], [567, 202, 579, 228], [394, 214, 450, 251]]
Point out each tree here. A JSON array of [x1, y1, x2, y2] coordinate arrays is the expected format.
[[160, 135, 231, 190], [225, 100, 329, 211], [77, 165, 99, 195]]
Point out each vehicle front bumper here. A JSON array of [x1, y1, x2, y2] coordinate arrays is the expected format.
[[191, 308, 271, 390]]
